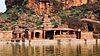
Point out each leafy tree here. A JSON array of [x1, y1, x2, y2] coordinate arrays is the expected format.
[[51, 20, 59, 27], [35, 19, 42, 28]]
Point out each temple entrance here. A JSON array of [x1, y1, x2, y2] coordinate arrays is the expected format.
[[46, 31, 54, 39], [55, 30, 60, 35], [34, 30, 43, 39], [35, 32, 40, 38], [87, 23, 94, 31]]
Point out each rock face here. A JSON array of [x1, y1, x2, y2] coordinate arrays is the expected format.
[[5, 0, 24, 7], [26, 0, 99, 13], [60, 0, 99, 7], [6, 0, 99, 7], [27, 0, 53, 15], [61, 0, 87, 7], [5, 0, 99, 13], [87, 0, 99, 4]]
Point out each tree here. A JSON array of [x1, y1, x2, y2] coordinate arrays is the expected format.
[[35, 19, 42, 28]]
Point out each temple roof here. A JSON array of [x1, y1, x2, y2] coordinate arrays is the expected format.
[[81, 19, 100, 24], [44, 28, 74, 31]]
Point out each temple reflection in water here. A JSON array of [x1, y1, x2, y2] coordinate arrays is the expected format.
[[0, 43, 100, 56]]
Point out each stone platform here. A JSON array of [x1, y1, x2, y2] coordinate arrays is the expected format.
[[2, 39, 100, 45]]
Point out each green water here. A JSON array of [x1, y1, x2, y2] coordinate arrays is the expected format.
[[0, 43, 100, 56]]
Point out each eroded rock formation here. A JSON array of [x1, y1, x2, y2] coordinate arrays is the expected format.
[[26, 0, 53, 15], [5, 0, 24, 7], [5, 0, 99, 13], [26, 0, 99, 13], [60, 0, 99, 7]]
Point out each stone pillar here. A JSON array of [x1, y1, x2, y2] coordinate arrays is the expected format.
[[40, 32, 42, 39], [73, 31, 76, 38], [54, 31, 56, 39], [54, 31, 56, 35], [28, 31, 31, 40], [17, 33, 19, 39], [44, 31, 46, 39], [21, 32, 24, 40], [60, 30, 62, 35], [19, 33, 21, 39], [73, 31, 76, 34], [34, 31, 35, 39], [66, 31, 69, 35]]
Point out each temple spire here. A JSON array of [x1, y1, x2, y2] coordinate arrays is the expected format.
[[43, 14, 53, 29]]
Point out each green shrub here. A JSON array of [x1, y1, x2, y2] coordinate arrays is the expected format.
[[51, 20, 59, 26], [35, 19, 42, 28]]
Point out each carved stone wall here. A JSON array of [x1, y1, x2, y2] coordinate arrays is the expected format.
[[0, 31, 12, 40], [81, 32, 93, 39]]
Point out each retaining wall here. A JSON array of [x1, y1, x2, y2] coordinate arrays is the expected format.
[[0, 31, 12, 40]]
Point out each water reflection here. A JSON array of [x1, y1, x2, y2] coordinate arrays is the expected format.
[[0, 43, 100, 56]]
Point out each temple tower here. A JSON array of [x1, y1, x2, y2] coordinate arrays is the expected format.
[[43, 14, 53, 29], [39, 0, 53, 29]]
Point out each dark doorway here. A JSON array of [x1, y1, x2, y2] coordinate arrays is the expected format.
[[19, 33, 21, 38], [76, 31, 81, 39], [35, 32, 40, 38], [55, 30, 60, 35], [46, 31, 54, 39], [31, 32, 34, 39], [87, 23, 94, 31], [69, 31, 74, 34]]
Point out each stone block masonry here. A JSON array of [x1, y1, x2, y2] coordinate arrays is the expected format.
[[81, 32, 93, 39], [0, 31, 12, 40]]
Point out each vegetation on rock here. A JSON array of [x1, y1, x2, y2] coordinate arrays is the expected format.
[[0, 0, 100, 30]]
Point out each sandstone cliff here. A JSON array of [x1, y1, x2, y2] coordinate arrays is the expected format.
[[61, 0, 99, 6], [5, 0, 100, 7], [26, 0, 99, 14], [5, 0, 100, 14]]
